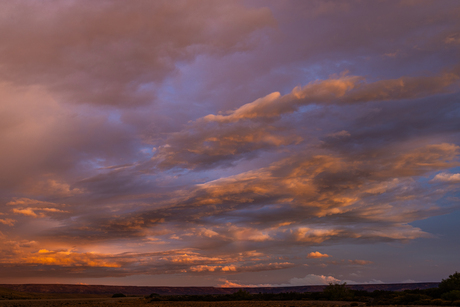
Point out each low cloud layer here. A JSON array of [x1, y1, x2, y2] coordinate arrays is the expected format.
[[0, 0, 459, 286]]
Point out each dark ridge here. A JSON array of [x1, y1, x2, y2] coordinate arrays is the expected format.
[[0, 282, 439, 296]]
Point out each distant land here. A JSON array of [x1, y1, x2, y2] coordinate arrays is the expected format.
[[0, 282, 440, 296]]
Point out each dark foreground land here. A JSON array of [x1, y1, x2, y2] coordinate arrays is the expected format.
[[1, 272, 459, 307], [0, 299, 392, 307], [0, 285, 456, 307], [0, 283, 440, 296]]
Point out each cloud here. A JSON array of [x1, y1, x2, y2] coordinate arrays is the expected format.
[[0, 246, 294, 279], [11, 208, 38, 218], [6, 198, 60, 207], [0, 1, 276, 107], [307, 251, 331, 259], [188, 262, 294, 274], [431, 172, 460, 183], [445, 33, 460, 45], [25, 179, 84, 197], [219, 273, 388, 287], [0, 218, 15, 226], [51, 141, 457, 251], [328, 130, 351, 138], [203, 72, 458, 123], [289, 274, 340, 286], [0, 0, 459, 285], [22, 249, 121, 268], [219, 274, 341, 287], [0, 82, 145, 193], [348, 260, 373, 265], [143, 71, 459, 172], [219, 280, 248, 288], [6, 197, 68, 219], [11, 207, 68, 218]]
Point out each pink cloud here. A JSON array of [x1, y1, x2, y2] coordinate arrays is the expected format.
[[431, 172, 460, 183]]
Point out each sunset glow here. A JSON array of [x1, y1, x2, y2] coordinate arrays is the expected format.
[[0, 0, 459, 287]]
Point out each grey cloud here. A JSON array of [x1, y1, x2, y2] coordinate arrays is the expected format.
[[0, 0, 275, 107], [174, 0, 460, 123], [143, 71, 459, 172], [40, 141, 458, 258], [431, 172, 460, 183]]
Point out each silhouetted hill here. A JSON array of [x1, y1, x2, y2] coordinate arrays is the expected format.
[[0, 282, 440, 296]]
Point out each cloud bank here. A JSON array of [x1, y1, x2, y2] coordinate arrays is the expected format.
[[0, 0, 459, 286]]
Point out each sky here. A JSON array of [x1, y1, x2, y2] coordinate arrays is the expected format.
[[0, 0, 459, 287]]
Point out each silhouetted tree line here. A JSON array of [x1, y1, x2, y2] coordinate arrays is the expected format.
[[144, 272, 460, 305]]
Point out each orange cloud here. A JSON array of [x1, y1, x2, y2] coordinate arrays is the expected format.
[[160, 252, 226, 265], [203, 92, 282, 123], [6, 197, 59, 207], [390, 143, 459, 176], [0, 218, 15, 226], [9, 249, 121, 268], [294, 228, 342, 243], [91, 140, 455, 254], [201, 72, 458, 124], [219, 279, 247, 287], [12, 208, 38, 217], [307, 251, 331, 259], [12, 207, 68, 218], [187, 262, 294, 274]]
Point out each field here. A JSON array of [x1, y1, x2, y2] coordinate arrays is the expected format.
[[0, 288, 360, 307], [0, 285, 452, 307], [0, 299, 367, 307]]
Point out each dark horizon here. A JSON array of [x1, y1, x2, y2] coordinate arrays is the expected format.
[[0, 282, 441, 296]]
